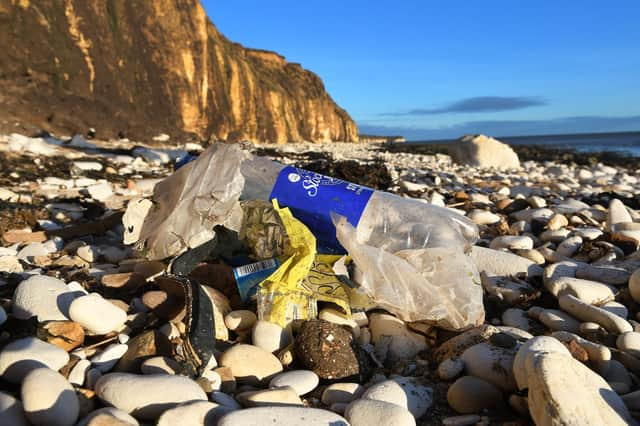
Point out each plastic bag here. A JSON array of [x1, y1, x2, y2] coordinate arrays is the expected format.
[[335, 215, 484, 330]]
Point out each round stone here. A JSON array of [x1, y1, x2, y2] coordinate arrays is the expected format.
[[447, 376, 503, 414], [437, 358, 464, 381], [76, 407, 139, 426], [236, 386, 303, 407], [12, 275, 78, 321], [0, 337, 69, 383], [90, 343, 129, 373], [157, 401, 234, 426], [21, 368, 79, 426], [361, 376, 433, 418], [224, 310, 257, 332], [252, 320, 290, 353], [460, 342, 517, 392], [629, 269, 640, 304], [217, 406, 348, 426], [513, 336, 571, 390], [368, 313, 427, 362], [345, 399, 416, 426], [69, 294, 128, 335], [269, 370, 319, 395], [321, 383, 365, 405], [616, 332, 640, 358], [95, 373, 207, 420], [0, 391, 29, 426], [219, 344, 283, 386], [141, 356, 180, 375]]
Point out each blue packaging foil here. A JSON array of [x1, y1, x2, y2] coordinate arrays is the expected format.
[[269, 166, 374, 253], [233, 258, 280, 302]]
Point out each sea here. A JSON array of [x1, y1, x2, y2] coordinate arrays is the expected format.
[[410, 131, 640, 157]]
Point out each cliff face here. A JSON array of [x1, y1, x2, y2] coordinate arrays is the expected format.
[[0, 0, 358, 143]]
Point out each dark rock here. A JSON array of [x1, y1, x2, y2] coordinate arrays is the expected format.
[[114, 330, 173, 373]]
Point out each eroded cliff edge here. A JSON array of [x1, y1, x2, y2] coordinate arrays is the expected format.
[[0, 0, 358, 143]]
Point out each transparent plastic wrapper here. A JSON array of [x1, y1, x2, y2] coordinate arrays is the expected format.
[[335, 216, 484, 330]]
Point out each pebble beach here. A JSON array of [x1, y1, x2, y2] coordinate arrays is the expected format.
[[1, 132, 640, 425]]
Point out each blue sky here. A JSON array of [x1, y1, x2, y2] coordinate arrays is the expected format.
[[203, 1, 640, 140]]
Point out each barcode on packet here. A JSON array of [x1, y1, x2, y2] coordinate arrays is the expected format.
[[234, 258, 279, 278]]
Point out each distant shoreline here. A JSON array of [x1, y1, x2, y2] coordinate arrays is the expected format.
[[405, 130, 640, 145]]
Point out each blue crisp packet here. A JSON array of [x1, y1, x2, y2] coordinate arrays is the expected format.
[[233, 258, 281, 302]]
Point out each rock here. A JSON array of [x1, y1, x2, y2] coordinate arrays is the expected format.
[[361, 376, 433, 418], [217, 406, 348, 426], [606, 199, 632, 231], [95, 373, 207, 420], [91, 344, 129, 373], [551, 331, 611, 375], [157, 401, 233, 426], [559, 294, 632, 334], [437, 358, 465, 381], [489, 236, 533, 251], [546, 214, 568, 231], [252, 320, 290, 353], [219, 344, 283, 386], [629, 269, 640, 303], [69, 294, 128, 334], [269, 370, 319, 396], [41, 320, 85, 351], [512, 336, 572, 390], [501, 308, 534, 331], [13, 275, 79, 321], [345, 399, 416, 426], [481, 274, 538, 305], [368, 313, 427, 362], [0, 391, 29, 426], [2, 229, 47, 244], [446, 376, 503, 414], [442, 415, 482, 426], [237, 387, 303, 407], [538, 309, 581, 333], [545, 277, 615, 305], [467, 210, 501, 225], [224, 310, 257, 332], [77, 245, 100, 263], [319, 308, 360, 337], [101, 272, 146, 293], [76, 407, 139, 426], [433, 325, 499, 362], [73, 161, 103, 171], [0, 337, 69, 383], [515, 249, 545, 265], [527, 352, 633, 425], [556, 235, 583, 257], [601, 301, 628, 319], [449, 134, 520, 169], [86, 183, 114, 201], [295, 319, 370, 381], [543, 261, 581, 285], [140, 356, 180, 375], [321, 383, 365, 405], [0, 255, 22, 273], [616, 332, 640, 358], [576, 264, 629, 285], [470, 246, 543, 278], [69, 359, 91, 386], [460, 342, 517, 392], [21, 368, 79, 426]]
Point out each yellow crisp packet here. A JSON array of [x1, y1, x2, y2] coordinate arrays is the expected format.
[[257, 200, 351, 327]]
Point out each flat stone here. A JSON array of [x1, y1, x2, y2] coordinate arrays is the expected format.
[[22, 368, 79, 426], [13, 275, 79, 321], [76, 407, 139, 426], [556, 235, 583, 257], [219, 344, 283, 386], [601, 301, 628, 319], [460, 342, 517, 392], [0, 391, 29, 426], [442, 414, 482, 426], [319, 308, 360, 337], [157, 401, 234, 426], [446, 376, 503, 414], [616, 332, 640, 358], [512, 336, 572, 390], [211, 391, 241, 409], [527, 351, 633, 425], [345, 399, 416, 426], [237, 386, 303, 407], [95, 373, 207, 420], [538, 309, 581, 334], [369, 313, 427, 362], [629, 269, 640, 303], [361, 376, 433, 418], [114, 330, 173, 373], [576, 264, 629, 285], [69, 359, 91, 387], [433, 325, 499, 362], [0, 337, 69, 383], [470, 246, 543, 278], [91, 344, 129, 373], [489, 236, 534, 251], [501, 308, 534, 331], [467, 210, 501, 225], [77, 245, 99, 263], [321, 382, 364, 405], [217, 406, 348, 426], [224, 310, 257, 332], [546, 276, 616, 306], [252, 320, 290, 353], [606, 199, 632, 231], [559, 294, 632, 334], [70, 294, 127, 335], [2, 229, 47, 244], [269, 370, 319, 396], [41, 320, 85, 351]]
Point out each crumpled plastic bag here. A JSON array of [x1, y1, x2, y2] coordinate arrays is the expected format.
[[128, 145, 249, 260], [335, 215, 484, 330]]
